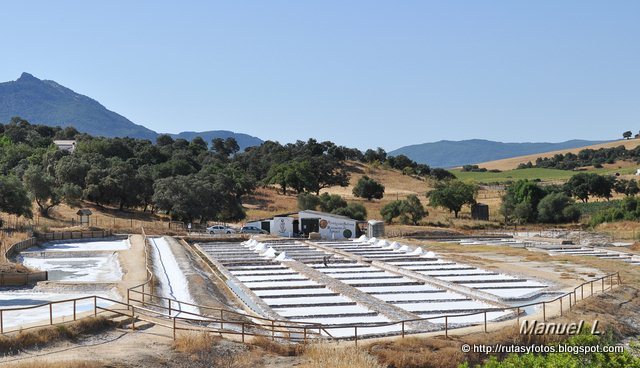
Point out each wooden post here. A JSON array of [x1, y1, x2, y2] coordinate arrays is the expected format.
[[173, 317, 176, 340], [581, 284, 584, 300], [354, 326, 358, 347], [73, 300, 77, 321], [131, 306, 135, 331], [220, 310, 224, 330], [271, 320, 275, 341], [304, 328, 307, 345], [484, 311, 487, 332], [241, 323, 245, 343], [559, 297, 563, 316], [127, 289, 130, 309], [142, 284, 145, 304], [94, 296, 97, 316], [542, 302, 546, 322], [602, 278, 605, 292], [591, 281, 594, 296], [49, 303, 53, 325], [0, 310, 3, 334], [168, 300, 172, 316], [445, 316, 448, 339], [401, 321, 405, 338]]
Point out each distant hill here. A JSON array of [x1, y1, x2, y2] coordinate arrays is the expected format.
[[0, 73, 263, 150], [389, 139, 608, 168], [170, 130, 263, 151], [476, 138, 640, 171]]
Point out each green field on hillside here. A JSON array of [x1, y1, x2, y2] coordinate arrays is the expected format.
[[453, 167, 637, 184]]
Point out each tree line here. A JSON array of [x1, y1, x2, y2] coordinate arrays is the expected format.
[[516, 144, 640, 170], [0, 117, 456, 224]]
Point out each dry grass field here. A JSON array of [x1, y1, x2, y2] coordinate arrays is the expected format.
[[476, 138, 640, 171], [243, 161, 507, 227]]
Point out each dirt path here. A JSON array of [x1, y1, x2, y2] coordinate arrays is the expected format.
[[116, 235, 149, 299], [0, 322, 176, 367]]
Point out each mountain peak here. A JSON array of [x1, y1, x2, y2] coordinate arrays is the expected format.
[[17, 72, 40, 83]]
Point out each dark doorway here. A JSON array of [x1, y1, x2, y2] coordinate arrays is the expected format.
[[293, 219, 299, 235], [301, 218, 320, 236], [261, 221, 271, 233]]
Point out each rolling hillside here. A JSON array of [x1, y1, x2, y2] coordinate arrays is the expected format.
[[476, 139, 640, 170]]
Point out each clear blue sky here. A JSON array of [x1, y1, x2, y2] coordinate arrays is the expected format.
[[1, 1, 638, 150]]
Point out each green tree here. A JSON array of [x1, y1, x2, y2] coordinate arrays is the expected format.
[[352, 176, 385, 200], [332, 203, 367, 221], [380, 200, 403, 223], [623, 130, 633, 139], [0, 175, 32, 218], [297, 193, 320, 210], [537, 192, 580, 223], [427, 180, 477, 218], [318, 193, 348, 213], [399, 195, 427, 225], [23, 165, 60, 216], [499, 180, 547, 223]]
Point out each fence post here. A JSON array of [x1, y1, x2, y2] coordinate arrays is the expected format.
[[220, 310, 224, 330], [542, 302, 546, 322], [168, 300, 172, 316], [445, 316, 448, 339], [241, 323, 245, 343], [354, 326, 358, 347], [602, 278, 605, 292], [173, 316, 176, 340], [1, 310, 3, 334], [271, 320, 275, 341], [94, 296, 97, 316], [591, 281, 594, 296], [49, 303, 53, 325], [142, 284, 145, 304], [581, 284, 584, 300], [73, 300, 77, 321], [131, 306, 135, 331], [304, 328, 307, 345], [484, 311, 487, 332], [402, 321, 405, 338]]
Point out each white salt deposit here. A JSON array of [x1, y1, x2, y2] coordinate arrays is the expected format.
[[367, 237, 378, 244], [275, 251, 292, 261], [31, 239, 130, 252], [357, 235, 369, 242], [262, 247, 277, 258], [149, 237, 200, 317], [21, 254, 123, 282]]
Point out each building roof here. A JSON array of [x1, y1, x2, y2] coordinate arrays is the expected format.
[[299, 210, 354, 220], [76, 209, 93, 215]]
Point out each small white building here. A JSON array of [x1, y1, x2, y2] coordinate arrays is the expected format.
[[298, 210, 358, 240], [53, 140, 76, 153], [245, 210, 360, 239]]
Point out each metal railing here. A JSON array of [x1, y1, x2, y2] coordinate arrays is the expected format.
[[0, 226, 623, 345]]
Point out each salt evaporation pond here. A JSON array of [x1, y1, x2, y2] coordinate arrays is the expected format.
[[0, 290, 119, 330], [19, 238, 129, 283], [21, 254, 123, 282], [0, 239, 129, 331]]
